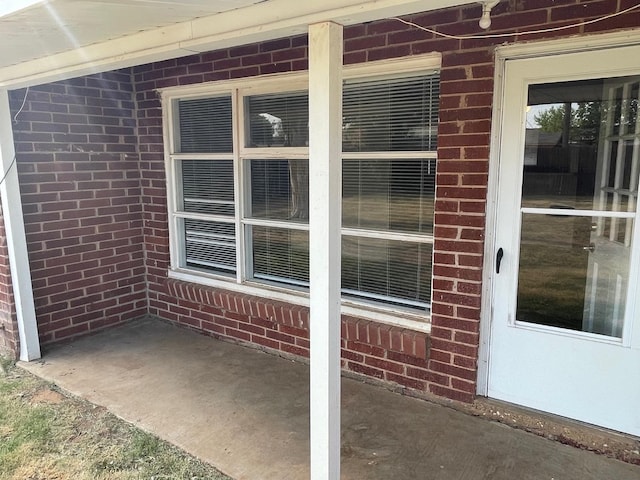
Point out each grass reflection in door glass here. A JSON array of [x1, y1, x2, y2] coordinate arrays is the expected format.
[[516, 213, 590, 331]]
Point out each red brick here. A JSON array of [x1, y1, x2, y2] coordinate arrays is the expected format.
[[346, 340, 385, 358], [429, 360, 476, 381], [453, 355, 476, 369], [454, 330, 479, 346], [434, 315, 479, 334], [451, 377, 476, 394], [387, 350, 428, 368], [281, 343, 309, 358], [252, 335, 280, 350], [428, 348, 451, 364], [437, 160, 488, 173], [365, 356, 404, 374], [348, 362, 384, 380], [345, 35, 386, 52], [457, 306, 481, 321], [341, 349, 364, 363], [367, 44, 411, 62], [430, 335, 478, 358], [414, 334, 427, 359], [386, 372, 426, 391], [428, 384, 474, 403]]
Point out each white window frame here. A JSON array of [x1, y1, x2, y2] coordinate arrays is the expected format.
[[161, 53, 441, 332]]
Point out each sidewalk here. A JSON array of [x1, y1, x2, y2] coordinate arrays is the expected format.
[[20, 318, 640, 479]]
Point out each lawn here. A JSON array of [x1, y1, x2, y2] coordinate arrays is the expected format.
[[0, 357, 232, 480]]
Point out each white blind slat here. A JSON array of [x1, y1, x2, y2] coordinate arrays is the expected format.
[[179, 96, 233, 153], [181, 159, 235, 216]]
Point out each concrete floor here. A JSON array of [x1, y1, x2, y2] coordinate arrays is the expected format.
[[20, 318, 640, 480]]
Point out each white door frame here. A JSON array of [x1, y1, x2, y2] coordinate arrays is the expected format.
[[477, 29, 640, 396]]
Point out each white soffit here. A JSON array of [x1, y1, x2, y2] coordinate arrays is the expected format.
[[0, 0, 475, 88]]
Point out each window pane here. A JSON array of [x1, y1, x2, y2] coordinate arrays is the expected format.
[[343, 74, 439, 152], [523, 76, 640, 211], [245, 91, 309, 147], [178, 96, 232, 153], [184, 219, 236, 274], [248, 159, 308, 222], [342, 159, 435, 234], [517, 213, 630, 338], [342, 236, 432, 308], [181, 159, 234, 216], [251, 226, 309, 286]]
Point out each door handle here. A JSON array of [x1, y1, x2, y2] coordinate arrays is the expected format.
[[496, 247, 504, 274], [582, 243, 595, 253]]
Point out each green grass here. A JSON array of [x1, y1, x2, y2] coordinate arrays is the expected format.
[[517, 211, 590, 330], [0, 360, 233, 480]]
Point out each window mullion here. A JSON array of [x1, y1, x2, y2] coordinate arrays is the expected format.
[[233, 88, 245, 284]]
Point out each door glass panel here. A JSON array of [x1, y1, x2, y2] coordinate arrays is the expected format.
[[517, 213, 630, 338], [516, 76, 640, 338]]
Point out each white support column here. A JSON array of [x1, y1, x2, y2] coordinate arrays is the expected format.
[[0, 90, 40, 361], [308, 21, 343, 480]]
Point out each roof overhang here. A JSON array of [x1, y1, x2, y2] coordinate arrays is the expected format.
[[0, 0, 476, 88]]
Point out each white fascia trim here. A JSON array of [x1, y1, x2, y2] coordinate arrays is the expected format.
[[0, 0, 453, 88], [168, 269, 431, 333]]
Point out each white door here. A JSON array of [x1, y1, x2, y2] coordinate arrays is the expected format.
[[488, 46, 640, 436]]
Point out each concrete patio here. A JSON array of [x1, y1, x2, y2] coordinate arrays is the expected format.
[[20, 318, 640, 480]]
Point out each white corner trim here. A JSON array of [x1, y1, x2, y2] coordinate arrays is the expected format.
[[476, 52, 506, 396], [0, 90, 40, 361]]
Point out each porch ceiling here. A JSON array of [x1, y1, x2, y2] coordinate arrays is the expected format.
[[0, 0, 476, 88]]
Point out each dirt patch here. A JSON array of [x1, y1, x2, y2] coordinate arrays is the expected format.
[[29, 387, 66, 406]]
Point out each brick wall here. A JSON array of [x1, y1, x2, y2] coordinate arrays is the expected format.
[[3, 1, 636, 398], [0, 206, 18, 358], [132, 1, 639, 402], [8, 72, 147, 346]]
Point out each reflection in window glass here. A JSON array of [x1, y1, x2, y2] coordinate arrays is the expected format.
[[251, 226, 309, 286], [343, 74, 439, 152], [518, 75, 640, 338], [248, 159, 308, 222], [342, 159, 435, 234], [245, 92, 309, 147], [342, 236, 432, 308]]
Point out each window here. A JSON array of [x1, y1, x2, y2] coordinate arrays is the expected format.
[[166, 59, 439, 315]]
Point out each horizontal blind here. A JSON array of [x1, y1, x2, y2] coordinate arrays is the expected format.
[[342, 236, 432, 308], [342, 159, 435, 234], [248, 159, 309, 222], [343, 74, 439, 152], [251, 226, 309, 286], [181, 159, 235, 216], [245, 91, 309, 147], [184, 219, 236, 273], [178, 96, 233, 153]]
